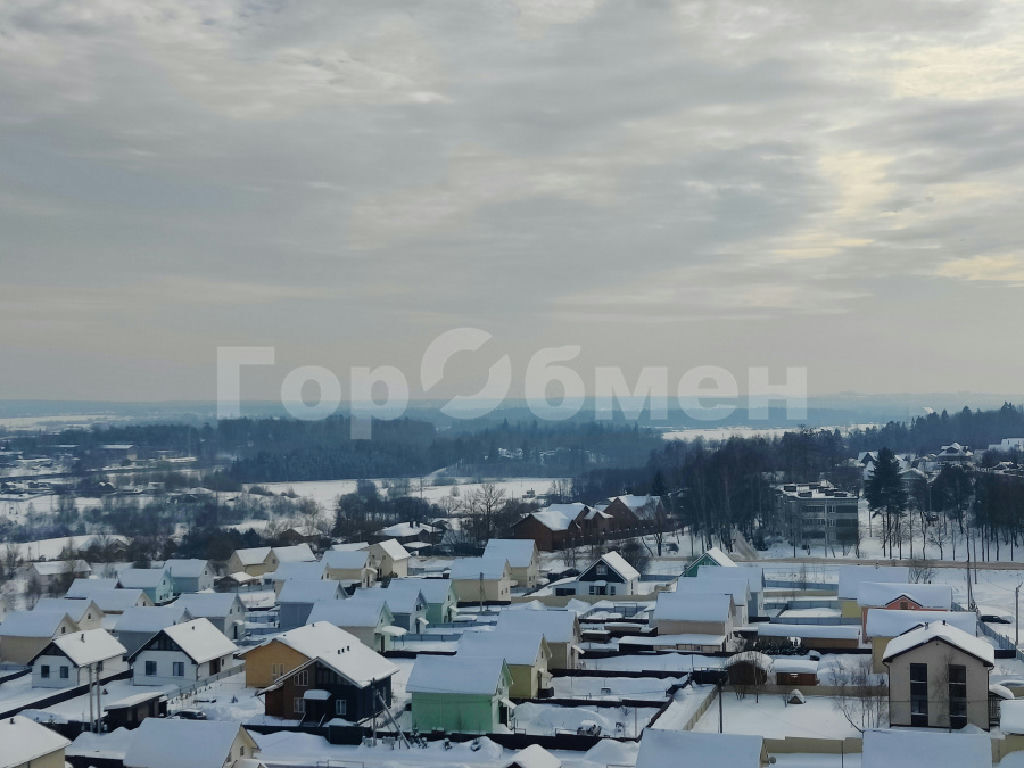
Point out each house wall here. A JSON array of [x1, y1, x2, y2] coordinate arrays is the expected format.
[[278, 602, 316, 632], [264, 665, 392, 722], [32, 653, 128, 687], [546, 640, 578, 671], [244, 641, 310, 689], [654, 618, 731, 637], [411, 692, 499, 734], [509, 563, 538, 589], [452, 577, 511, 604], [116, 630, 159, 657], [132, 648, 199, 686], [342, 625, 390, 654], [860, 598, 925, 634], [511, 517, 558, 552], [887, 639, 990, 730], [2, 635, 54, 665], [325, 567, 373, 586], [10, 747, 66, 768], [423, 597, 456, 626]]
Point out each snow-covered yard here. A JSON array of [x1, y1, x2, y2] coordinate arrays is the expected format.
[[550, 675, 685, 700], [512, 701, 658, 737], [692, 692, 861, 739]]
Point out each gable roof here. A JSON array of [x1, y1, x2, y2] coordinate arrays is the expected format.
[[252, 622, 397, 688], [233, 547, 272, 566], [529, 504, 587, 531], [393, 578, 454, 604], [176, 592, 242, 618], [595, 551, 640, 582], [672, 575, 749, 606], [882, 620, 994, 666], [115, 604, 189, 634], [609, 494, 658, 511], [637, 729, 762, 768], [118, 568, 169, 590], [142, 618, 237, 664], [407, 654, 508, 695], [861, 729, 990, 768], [162, 559, 211, 578], [699, 546, 737, 568], [272, 544, 316, 563], [654, 592, 732, 623], [307, 597, 388, 628], [124, 718, 249, 768], [35, 597, 101, 624], [66, 577, 119, 597], [267, 560, 326, 582], [42, 628, 126, 667], [458, 630, 547, 666], [865, 609, 976, 638], [77, 588, 150, 613], [323, 550, 370, 570], [0, 716, 70, 767], [363, 583, 424, 614], [857, 582, 952, 610], [839, 564, 911, 597], [483, 539, 537, 568], [0, 609, 74, 637], [497, 609, 577, 643], [695, 566, 763, 595], [278, 579, 342, 605], [450, 556, 509, 580], [374, 521, 437, 538], [30, 559, 90, 576], [372, 539, 410, 561]]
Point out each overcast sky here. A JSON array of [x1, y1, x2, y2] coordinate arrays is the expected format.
[[3, 0, 1024, 403]]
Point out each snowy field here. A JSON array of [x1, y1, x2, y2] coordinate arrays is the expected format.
[[512, 701, 658, 737], [692, 692, 861, 739], [550, 675, 685, 700]]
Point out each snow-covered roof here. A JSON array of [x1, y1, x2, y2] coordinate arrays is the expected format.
[[609, 494, 658, 511], [882, 620, 994, 666], [372, 538, 410, 562], [233, 546, 272, 566], [123, 718, 249, 768], [757, 623, 861, 640], [450, 556, 509, 580], [45, 628, 126, 667], [483, 539, 537, 568], [620, 633, 726, 648], [79, 588, 149, 613], [0, 716, 70, 767], [637, 729, 762, 768], [278, 579, 341, 605], [307, 597, 387, 628], [837, 565, 910, 599], [267, 560, 326, 582], [865, 609, 976, 638], [861, 729, 990, 768], [530, 503, 587, 531], [158, 618, 238, 663], [497, 609, 577, 643], [773, 658, 820, 675], [175, 592, 241, 619], [117, 568, 168, 589], [858, 582, 953, 610], [459, 629, 547, 666], [115, 604, 188, 634], [252, 622, 397, 688], [323, 550, 370, 570], [374, 521, 437, 538], [673, 575, 749, 605], [35, 597, 100, 623], [0, 609, 73, 637], [596, 551, 640, 582], [991, 683, 1015, 701], [331, 542, 370, 552], [162, 559, 210, 578], [725, 651, 773, 671], [66, 577, 119, 597], [1002, 700, 1024, 734], [30, 559, 90, 576], [407, 654, 508, 695], [654, 592, 732, 623], [272, 544, 316, 563], [362, 582, 425, 614], [395, 578, 454, 604]]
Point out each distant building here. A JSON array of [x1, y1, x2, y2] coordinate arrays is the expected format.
[[367, 539, 410, 579], [278, 579, 345, 631], [117, 568, 174, 605], [483, 539, 540, 588], [450, 557, 513, 604], [935, 443, 974, 464], [682, 546, 737, 578], [458, 630, 552, 699], [510, 504, 587, 551], [496, 609, 580, 670], [774, 481, 859, 548], [162, 559, 215, 595], [565, 551, 639, 596]]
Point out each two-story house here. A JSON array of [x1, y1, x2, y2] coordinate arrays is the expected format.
[[129, 618, 238, 687]]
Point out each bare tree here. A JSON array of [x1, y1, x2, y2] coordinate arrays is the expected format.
[[830, 656, 888, 732], [908, 559, 936, 584]]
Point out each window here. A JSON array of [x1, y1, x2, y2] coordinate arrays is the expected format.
[[59, 666, 69, 679], [949, 664, 967, 729], [595, 564, 607, 576], [97, 661, 103, 672], [335, 699, 347, 716], [271, 663, 284, 677], [910, 663, 928, 726], [40, 665, 50, 679], [295, 669, 309, 687], [172, 661, 185, 677], [145, 661, 157, 677], [294, 697, 305, 715]]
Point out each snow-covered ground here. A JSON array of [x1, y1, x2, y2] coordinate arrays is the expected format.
[[691, 692, 861, 739], [512, 701, 657, 737], [550, 675, 685, 700]]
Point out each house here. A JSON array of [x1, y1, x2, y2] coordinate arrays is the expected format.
[[757, 623, 861, 651], [278, 579, 345, 631], [77, 588, 153, 614], [227, 546, 275, 578], [696, 566, 765, 619], [361, 582, 428, 633], [29, 628, 127, 687], [0, 609, 79, 664], [774, 657, 820, 687], [570, 551, 640, 596], [652, 592, 734, 651], [265, 560, 327, 595], [130, 618, 238, 687], [936, 443, 974, 464], [28, 559, 91, 590], [861, 729, 990, 768], [450, 557, 513, 604], [255, 622, 398, 723], [176, 592, 248, 641], [407, 578, 458, 625], [114, 604, 190, 655], [117, 568, 174, 605], [636, 729, 766, 768], [367, 539, 410, 579], [407, 655, 514, 734], [373, 520, 438, 545], [306, 597, 399, 654], [837, 565, 910, 618], [510, 504, 587, 551], [459, 630, 552, 699], [857, 582, 954, 634], [272, 544, 317, 565], [496, 609, 581, 670], [322, 549, 375, 587], [671, 575, 751, 625], [682, 546, 738, 577], [34, 597, 104, 630], [123, 718, 258, 768], [883, 620, 994, 730], [603, 495, 651, 531], [866, 609, 978, 673], [774, 481, 860, 548], [66, 577, 120, 598], [484, 539, 540, 588], [162, 559, 215, 595], [0, 716, 70, 768]]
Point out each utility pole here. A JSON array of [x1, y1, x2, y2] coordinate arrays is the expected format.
[[1016, 582, 1022, 649], [717, 681, 723, 734]]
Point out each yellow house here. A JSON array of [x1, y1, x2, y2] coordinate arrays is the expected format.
[[368, 539, 410, 579], [451, 558, 513, 604], [0, 609, 79, 665], [458, 630, 552, 699], [323, 549, 375, 587], [2, 716, 70, 768]]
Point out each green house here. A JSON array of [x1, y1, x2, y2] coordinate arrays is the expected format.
[[682, 546, 737, 577], [407, 655, 513, 734]]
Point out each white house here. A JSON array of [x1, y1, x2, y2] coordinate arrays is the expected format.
[[117, 568, 174, 605], [130, 618, 238, 687], [176, 592, 248, 641], [162, 559, 215, 595], [367, 539, 410, 579], [571, 551, 639, 596], [30, 628, 127, 688]]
